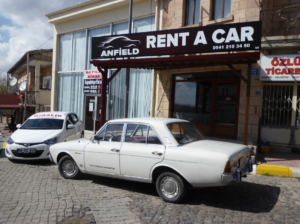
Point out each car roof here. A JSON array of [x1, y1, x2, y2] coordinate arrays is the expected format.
[[107, 117, 189, 126]]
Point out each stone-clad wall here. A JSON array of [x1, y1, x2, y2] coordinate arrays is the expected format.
[[162, 0, 260, 30], [155, 64, 261, 142]]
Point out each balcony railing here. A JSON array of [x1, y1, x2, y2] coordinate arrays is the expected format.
[[19, 92, 36, 105]]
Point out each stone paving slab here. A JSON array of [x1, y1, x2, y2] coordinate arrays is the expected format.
[[1, 152, 300, 224]]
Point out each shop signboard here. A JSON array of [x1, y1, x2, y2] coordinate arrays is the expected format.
[[83, 70, 102, 94], [260, 54, 300, 81], [92, 21, 262, 59]]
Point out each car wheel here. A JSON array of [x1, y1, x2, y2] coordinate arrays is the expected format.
[[58, 155, 81, 179], [156, 172, 187, 203], [80, 132, 84, 138]]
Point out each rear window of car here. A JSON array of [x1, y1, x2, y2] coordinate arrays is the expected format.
[[167, 122, 205, 145], [20, 119, 64, 130]]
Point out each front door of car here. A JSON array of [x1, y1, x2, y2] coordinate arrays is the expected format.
[[64, 115, 76, 141], [120, 123, 165, 179], [70, 113, 81, 138], [84, 123, 124, 175]]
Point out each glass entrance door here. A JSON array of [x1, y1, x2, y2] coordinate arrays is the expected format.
[[213, 82, 238, 139], [84, 95, 101, 132]]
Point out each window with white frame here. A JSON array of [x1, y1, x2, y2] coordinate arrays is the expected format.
[[59, 30, 86, 72], [42, 76, 52, 89], [58, 15, 155, 121]]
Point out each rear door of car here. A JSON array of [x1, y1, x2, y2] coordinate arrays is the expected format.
[[120, 123, 165, 179]]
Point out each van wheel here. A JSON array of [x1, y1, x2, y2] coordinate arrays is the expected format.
[[58, 155, 81, 179], [156, 172, 187, 203]]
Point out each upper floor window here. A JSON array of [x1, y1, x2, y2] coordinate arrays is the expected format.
[[186, 0, 200, 26], [213, 0, 231, 20]]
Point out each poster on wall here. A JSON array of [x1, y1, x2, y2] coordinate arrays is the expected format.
[[260, 54, 300, 81], [83, 70, 102, 94], [92, 21, 262, 59]]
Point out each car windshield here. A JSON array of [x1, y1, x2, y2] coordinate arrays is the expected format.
[[167, 122, 205, 145], [20, 119, 64, 130]]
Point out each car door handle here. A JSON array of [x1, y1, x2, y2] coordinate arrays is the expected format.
[[111, 148, 120, 153], [152, 151, 163, 156]]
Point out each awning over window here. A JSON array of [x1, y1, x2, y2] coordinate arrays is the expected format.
[[90, 52, 260, 69], [0, 94, 20, 109]]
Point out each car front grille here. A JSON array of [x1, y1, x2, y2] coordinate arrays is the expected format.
[[11, 150, 44, 158], [15, 142, 43, 146]]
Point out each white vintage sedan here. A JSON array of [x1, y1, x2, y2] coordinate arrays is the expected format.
[[5, 112, 84, 161], [49, 118, 252, 203]]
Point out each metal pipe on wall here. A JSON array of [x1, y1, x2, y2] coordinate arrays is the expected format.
[[243, 63, 252, 145], [125, 0, 133, 118], [23, 52, 29, 123]]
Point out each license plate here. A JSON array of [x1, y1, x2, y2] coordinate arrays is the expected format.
[[17, 148, 36, 153], [239, 158, 245, 167]]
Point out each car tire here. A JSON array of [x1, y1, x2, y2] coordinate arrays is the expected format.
[[80, 132, 84, 138], [156, 172, 187, 203], [58, 155, 81, 179]]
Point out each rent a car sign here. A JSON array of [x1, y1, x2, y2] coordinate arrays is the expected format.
[[260, 54, 300, 81], [92, 21, 262, 59]]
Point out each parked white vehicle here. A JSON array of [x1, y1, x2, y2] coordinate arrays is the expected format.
[[49, 118, 252, 203], [5, 112, 84, 161]]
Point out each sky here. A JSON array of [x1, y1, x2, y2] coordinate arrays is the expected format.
[[0, 0, 85, 78]]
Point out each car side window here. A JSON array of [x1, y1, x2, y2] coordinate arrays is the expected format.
[[125, 124, 148, 143], [70, 114, 78, 124], [147, 127, 161, 145], [104, 123, 124, 142], [66, 115, 73, 128], [94, 128, 105, 141]]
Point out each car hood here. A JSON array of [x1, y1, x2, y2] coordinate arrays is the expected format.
[[11, 129, 62, 143]]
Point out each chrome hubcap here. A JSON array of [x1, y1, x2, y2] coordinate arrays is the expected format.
[[160, 176, 179, 198], [62, 160, 78, 177]]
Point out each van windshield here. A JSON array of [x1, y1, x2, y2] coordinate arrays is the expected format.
[[167, 122, 205, 145], [20, 119, 64, 130]]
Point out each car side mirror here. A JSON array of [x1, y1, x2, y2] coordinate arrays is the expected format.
[[16, 124, 21, 129], [67, 124, 75, 129]]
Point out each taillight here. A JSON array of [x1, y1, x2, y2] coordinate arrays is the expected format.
[[224, 161, 231, 174], [80, 120, 83, 123]]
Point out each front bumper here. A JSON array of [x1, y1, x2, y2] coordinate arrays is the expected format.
[[221, 159, 253, 185], [5, 143, 51, 160]]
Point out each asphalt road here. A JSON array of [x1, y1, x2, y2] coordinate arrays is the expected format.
[[0, 151, 300, 224]]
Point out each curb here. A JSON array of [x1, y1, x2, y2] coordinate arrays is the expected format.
[[249, 164, 300, 178]]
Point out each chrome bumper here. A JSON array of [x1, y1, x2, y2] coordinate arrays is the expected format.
[[221, 159, 253, 184]]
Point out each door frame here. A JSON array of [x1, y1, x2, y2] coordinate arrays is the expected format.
[[83, 94, 101, 134], [171, 71, 240, 140]]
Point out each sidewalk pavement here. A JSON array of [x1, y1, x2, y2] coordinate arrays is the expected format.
[[0, 124, 11, 149]]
